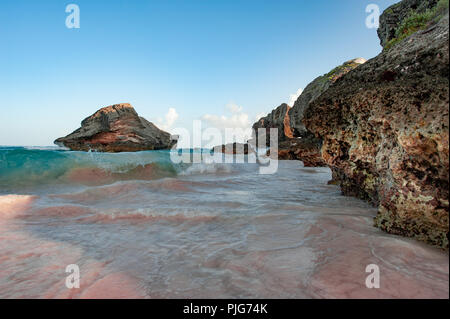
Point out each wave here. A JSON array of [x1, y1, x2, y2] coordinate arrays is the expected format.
[[85, 208, 221, 223], [0, 147, 263, 193], [180, 163, 235, 175], [0, 147, 181, 190]]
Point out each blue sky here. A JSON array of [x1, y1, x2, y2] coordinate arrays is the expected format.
[[0, 0, 398, 147]]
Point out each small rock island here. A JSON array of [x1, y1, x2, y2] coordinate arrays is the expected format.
[[54, 103, 177, 152]]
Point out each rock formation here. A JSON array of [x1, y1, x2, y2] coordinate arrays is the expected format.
[[377, 0, 439, 47], [303, 1, 449, 248], [288, 58, 367, 138], [211, 143, 253, 155], [252, 59, 366, 167], [267, 136, 326, 167], [55, 103, 177, 152], [252, 103, 293, 146]]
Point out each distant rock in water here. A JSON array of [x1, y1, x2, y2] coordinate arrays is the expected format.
[[55, 103, 177, 152], [304, 1, 449, 248], [211, 143, 253, 155]]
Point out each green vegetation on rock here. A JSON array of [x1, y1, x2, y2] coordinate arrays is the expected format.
[[325, 62, 361, 81], [384, 0, 449, 50], [384, 2, 401, 15]]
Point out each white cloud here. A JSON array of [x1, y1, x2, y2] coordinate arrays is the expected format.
[[157, 108, 178, 132], [201, 103, 253, 144], [226, 103, 243, 114], [288, 88, 303, 107], [202, 103, 250, 130]]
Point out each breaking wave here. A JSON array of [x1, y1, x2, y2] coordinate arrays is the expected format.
[[0, 147, 181, 191]]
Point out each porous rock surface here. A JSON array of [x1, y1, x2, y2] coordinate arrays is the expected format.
[[304, 12, 449, 248]]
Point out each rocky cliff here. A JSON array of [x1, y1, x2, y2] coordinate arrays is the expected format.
[[288, 58, 367, 138], [252, 59, 366, 166], [55, 103, 177, 152], [252, 103, 293, 146], [304, 1, 449, 248]]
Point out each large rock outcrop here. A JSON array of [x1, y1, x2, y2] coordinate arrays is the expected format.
[[304, 5, 449, 248], [55, 103, 177, 152], [252, 59, 365, 167], [288, 58, 367, 138], [252, 103, 293, 146]]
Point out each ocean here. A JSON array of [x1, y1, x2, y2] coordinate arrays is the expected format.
[[0, 146, 448, 298]]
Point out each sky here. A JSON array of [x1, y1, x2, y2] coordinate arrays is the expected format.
[[0, 0, 398, 147]]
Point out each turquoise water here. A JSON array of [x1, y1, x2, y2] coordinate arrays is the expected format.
[[0, 147, 181, 192]]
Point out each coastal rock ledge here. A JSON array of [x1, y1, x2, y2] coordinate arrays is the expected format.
[[55, 103, 177, 152], [304, 6, 449, 248]]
